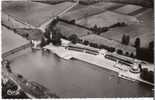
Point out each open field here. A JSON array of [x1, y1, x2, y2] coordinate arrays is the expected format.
[[2, 26, 29, 54], [61, 2, 123, 21], [60, 2, 153, 48], [77, 11, 138, 28], [68, 4, 86, 12], [72, 0, 153, 7], [2, 1, 73, 27], [101, 8, 153, 48], [32, 0, 67, 5], [80, 34, 136, 54], [114, 4, 143, 14], [55, 21, 91, 38]]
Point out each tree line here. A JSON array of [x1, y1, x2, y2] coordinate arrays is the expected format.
[[41, 18, 154, 63]]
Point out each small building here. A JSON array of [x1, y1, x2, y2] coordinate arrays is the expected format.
[[99, 49, 107, 55], [61, 39, 71, 47], [15, 28, 44, 49]]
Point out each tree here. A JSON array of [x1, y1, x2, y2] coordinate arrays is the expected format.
[[68, 34, 78, 44], [101, 27, 108, 32], [40, 37, 46, 47], [109, 47, 115, 52], [122, 35, 130, 45], [24, 33, 29, 39], [48, 18, 59, 30], [140, 68, 154, 83], [6, 64, 12, 73], [135, 38, 141, 59], [130, 52, 134, 58], [44, 29, 50, 39], [148, 41, 154, 63], [134, 38, 140, 48], [89, 43, 94, 47], [17, 74, 23, 79], [149, 41, 154, 50], [70, 19, 76, 24], [94, 24, 98, 31], [51, 29, 62, 46], [78, 39, 83, 43], [87, 32, 90, 35], [117, 49, 123, 55], [121, 34, 126, 44], [83, 40, 89, 45], [93, 43, 98, 48], [126, 35, 130, 45], [125, 52, 129, 56]]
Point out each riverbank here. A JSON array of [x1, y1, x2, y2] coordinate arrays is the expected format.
[[44, 43, 154, 86], [2, 61, 59, 98]]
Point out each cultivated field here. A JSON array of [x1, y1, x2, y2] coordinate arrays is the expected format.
[[114, 4, 143, 14], [131, 8, 154, 47], [61, 2, 123, 21], [55, 21, 91, 38], [77, 11, 138, 28], [2, 1, 73, 27], [101, 8, 153, 48], [67, 4, 86, 12]]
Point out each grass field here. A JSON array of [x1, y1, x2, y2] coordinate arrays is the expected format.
[[2, 26, 29, 54], [114, 4, 143, 14], [2, 1, 73, 27], [55, 21, 91, 38], [77, 11, 138, 28], [32, 0, 67, 4], [101, 8, 153, 48], [67, 4, 86, 12], [131, 8, 154, 47], [80, 34, 136, 54], [61, 2, 123, 21]]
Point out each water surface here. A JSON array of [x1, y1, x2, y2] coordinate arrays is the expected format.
[[10, 49, 153, 98]]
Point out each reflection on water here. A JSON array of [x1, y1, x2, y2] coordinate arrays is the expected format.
[[10, 49, 153, 98]]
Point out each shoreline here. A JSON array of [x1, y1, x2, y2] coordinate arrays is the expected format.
[[44, 43, 154, 86]]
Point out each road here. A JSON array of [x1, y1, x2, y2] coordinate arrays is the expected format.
[[38, 0, 79, 32]]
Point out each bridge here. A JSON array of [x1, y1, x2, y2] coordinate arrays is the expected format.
[[2, 43, 31, 59], [2, 0, 79, 58]]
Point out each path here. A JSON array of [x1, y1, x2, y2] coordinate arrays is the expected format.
[[38, 0, 79, 32]]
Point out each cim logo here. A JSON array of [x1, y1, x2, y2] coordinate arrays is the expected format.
[[7, 89, 19, 96]]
